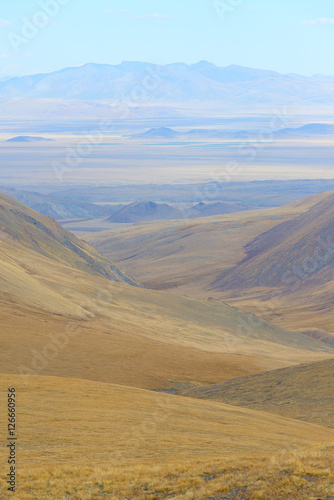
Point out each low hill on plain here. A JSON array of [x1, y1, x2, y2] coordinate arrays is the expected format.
[[107, 201, 181, 223], [5, 135, 54, 142]]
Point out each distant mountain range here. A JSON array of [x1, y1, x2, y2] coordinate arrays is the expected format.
[[0, 186, 122, 220], [0, 187, 254, 222], [131, 124, 334, 140], [1, 61, 334, 105]]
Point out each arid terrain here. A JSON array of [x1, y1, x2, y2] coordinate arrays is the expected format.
[[85, 191, 334, 335], [1, 0, 334, 493], [1, 189, 334, 498]]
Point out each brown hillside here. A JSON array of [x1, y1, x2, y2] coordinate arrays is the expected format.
[[213, 191, 334, 290]]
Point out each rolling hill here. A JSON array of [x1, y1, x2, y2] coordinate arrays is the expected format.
[[107, 201, 181, 223], [85, 193, 326, 293], [106, 200, 254, 223], [2, 194, 334, 498], [0, 192, 134, 286], [213, 191, 334, 290], [211, 191, 334, 331]]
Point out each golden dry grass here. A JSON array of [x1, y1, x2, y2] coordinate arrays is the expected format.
[[0, 374, 334, 499]]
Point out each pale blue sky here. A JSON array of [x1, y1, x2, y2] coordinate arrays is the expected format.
[[0, 0, 333, 78]]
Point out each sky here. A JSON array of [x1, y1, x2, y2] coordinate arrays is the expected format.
[[0, 0, 333, 78]]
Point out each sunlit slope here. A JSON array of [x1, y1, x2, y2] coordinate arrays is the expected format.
[[183, 358, 334, 428], [3, 284, 332, 391], [10, 372, 331, 465], [0, 193, 333, 390]]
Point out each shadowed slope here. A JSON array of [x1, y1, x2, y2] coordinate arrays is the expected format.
[[183, 358, 334, 428], [213, 192, 334, 290]]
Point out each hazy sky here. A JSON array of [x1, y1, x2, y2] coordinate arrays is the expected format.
[[0, 0, 333, 78]]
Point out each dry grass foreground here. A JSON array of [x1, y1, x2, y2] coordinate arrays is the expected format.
[[0, 373, 334, 499]]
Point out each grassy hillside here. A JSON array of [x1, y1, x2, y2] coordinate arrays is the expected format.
[[183, 358, 334, 428], [85, 192, 329, 293], [0, 192, 135, 284], [85, 192, 334, 333], [0, 373, 333, 499], [84, 203, 306, 293], [2, 192, 332, 391]]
